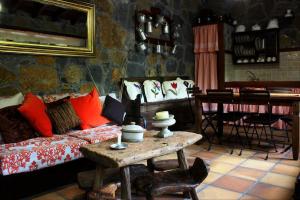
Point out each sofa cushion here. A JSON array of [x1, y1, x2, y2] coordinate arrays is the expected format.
[[70, 88, 110, 130], [67, 124, 121, 144], [18, 93, 53, 137], [0, 135, 88, 175], [143, 80, 164, 102], [0, 92, 24, 109], [102, 95, 125, 125], [0, 105, 37, 144], [47, 101, 81, 134], [124, 80, 145, 103], [162, 80, 188, 100]]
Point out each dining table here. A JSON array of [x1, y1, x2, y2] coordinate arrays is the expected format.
[[195, 92, 300, 160], [80, 130, 202, 200]]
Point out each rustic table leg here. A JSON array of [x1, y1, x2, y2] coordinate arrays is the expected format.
[[147, 158, 155, 172], [177, 149, 199, 200], [88, 165, 104, 200], [292, 101, 300, 160], [121, 166, 132, 200]]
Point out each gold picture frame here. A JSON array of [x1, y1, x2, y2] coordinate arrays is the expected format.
[[0, 0, 95, 57]]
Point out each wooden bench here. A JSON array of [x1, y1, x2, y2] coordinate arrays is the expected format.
[[121, 76, 195, 130]]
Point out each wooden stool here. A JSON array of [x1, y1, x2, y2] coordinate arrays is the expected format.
[[78, 164, 150, 199], [151, 158, 196, 171], [134, 158, 209, 200]]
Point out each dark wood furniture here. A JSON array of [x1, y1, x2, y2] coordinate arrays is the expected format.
[[121, 76, 194, 130], [195, 92, 300, 160], [134, 157, 209, 200], [80, 131, 202, 200], [232, 29, 279, 65]]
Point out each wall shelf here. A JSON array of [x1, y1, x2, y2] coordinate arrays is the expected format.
[[232, 29, 279, 65]]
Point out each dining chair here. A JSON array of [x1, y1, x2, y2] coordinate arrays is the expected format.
[[206, 89, 246, 155], [187, 87, 217, 151], [240, 89, 280, 160]]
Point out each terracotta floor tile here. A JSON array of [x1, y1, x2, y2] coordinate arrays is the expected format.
[[197, 185, 242, 199], [260, 172, 296, 189], [240, 159, 275, 171], [57, 184, 85, 200], [203, 172, 223, 184], [196, 183, 207, 192], [280, 158, 300, 167], [231, 149, 257, 158], [210, 161, 236, 174], [214, 155, 246, 165], [212, 175, 255, 193], [272, 163, 300, 177], [240, 194, 262, 200], [228, 166, 266, 181], [32, 193, 65, 200], [191, 150, 221, 161], [248, 183, 293, 200], [185, 144, 202, 155]]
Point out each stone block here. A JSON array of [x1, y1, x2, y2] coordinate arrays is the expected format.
[[98, 15, 128, 50], [0, 67, 16, 85], [0, 87, 19, 96], [19, 65, 59, 93], [63, 64, 85, 84]]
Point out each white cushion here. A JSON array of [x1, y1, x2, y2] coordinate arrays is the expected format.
[[177, 78, 195, 97], [162, 80, 188, 100], [124, 80, 145, 103], [143, 80, 164, 102], [0, 92, 24, 109]]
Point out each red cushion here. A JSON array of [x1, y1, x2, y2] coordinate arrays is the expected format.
[[18, 93, 53, 137], [70, 88, 110, 129]]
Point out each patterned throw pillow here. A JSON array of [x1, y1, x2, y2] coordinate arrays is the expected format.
[[47, 101, 81, 134], [0, 105, 37, 144], [124, 81, 145, 103], [177, 77, 195, 97], [162, 80, 188, 100], [143, 80, 164, 102]]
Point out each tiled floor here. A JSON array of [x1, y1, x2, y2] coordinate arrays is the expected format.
[[30, 139, 299, 200]]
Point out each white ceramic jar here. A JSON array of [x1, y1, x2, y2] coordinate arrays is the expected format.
[[121, 122, 144, 142]]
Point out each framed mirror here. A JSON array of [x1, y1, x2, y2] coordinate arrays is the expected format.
[[0, 0, 95, 57]]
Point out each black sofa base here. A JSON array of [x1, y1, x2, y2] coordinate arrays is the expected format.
[[0, 158, 95, 200]]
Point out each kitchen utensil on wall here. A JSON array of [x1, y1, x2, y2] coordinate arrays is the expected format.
[[155, 15, 165, 27], [163, 22, 169, 34], [171, 44, 177, 55], [137, 42, 147, 52], [137, 27, 147, 41], [156, 42, 162, 54], [146, 16, 153, 33], [137, 13, 146, 24]]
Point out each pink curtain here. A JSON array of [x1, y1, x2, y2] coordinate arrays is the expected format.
[[193, 25, 219, 111], [193, 24, 219, 93]]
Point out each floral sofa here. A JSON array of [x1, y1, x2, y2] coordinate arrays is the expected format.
[[0, 124, 120, 176], [0, 92, 121, 199]]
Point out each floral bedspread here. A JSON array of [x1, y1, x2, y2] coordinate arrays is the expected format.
[[0, 124, 121, 176], [66, 124, 121, 144]]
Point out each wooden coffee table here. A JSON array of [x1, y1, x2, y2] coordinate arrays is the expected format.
[[80, 130, 202, 200]]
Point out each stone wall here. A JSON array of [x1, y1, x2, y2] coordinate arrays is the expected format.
[[0, 0, 201, 96]]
